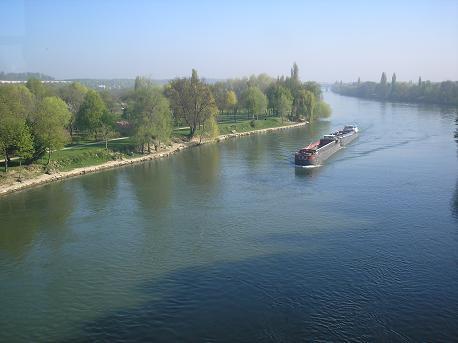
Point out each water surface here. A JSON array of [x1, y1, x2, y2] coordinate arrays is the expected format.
[[1, 92, 457, 342]]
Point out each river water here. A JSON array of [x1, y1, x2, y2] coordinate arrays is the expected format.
[[0, 92, 457, 342]]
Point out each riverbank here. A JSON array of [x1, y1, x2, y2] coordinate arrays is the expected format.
[[0, 121, 306, 197]]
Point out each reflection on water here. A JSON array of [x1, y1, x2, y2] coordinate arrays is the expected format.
[[126, 160, 172, 212], [80, 170, 119, 208], [177, 143, 220, 191], [0, 92, 457, 341], [0, 183, 74, 260]]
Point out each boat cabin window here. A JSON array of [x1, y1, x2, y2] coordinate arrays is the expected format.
[[323, 135, 336, 140]]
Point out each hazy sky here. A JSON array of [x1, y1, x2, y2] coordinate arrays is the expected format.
[[1, 0, 457, 81]]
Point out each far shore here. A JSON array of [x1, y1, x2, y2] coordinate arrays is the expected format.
[[0, 122, 306, 197]]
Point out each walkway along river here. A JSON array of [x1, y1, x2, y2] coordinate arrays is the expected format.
[[0, 92, 457, 341]]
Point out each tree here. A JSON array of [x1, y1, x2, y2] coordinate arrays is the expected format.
[[26, 78, 49, 100], [303, 81, 322, 99], [0, 85, 35, 171], [197, 115, 219, 143], [0, 110, 34, 172], [59, 82, 88, 137], [134, 76, 154, 90], [277, 92, 293, 123], [77, 90, 107, 139], [166, 69, 217, 137], [391, 73, 397, 95], [291, 62, 299, 83], [226, 90, 238, 122], [130, 86, 172, 153], [380, 72, 387, 85], [99, 110, 116, 150], [296, 90, 316, 121], [267, 84, 292, 121], [99, 90, 116, 112], [211, 82, 228, 115], [32, 97, 71, 164], [242, 86, 267, 120], [315, 101, 332, 118]]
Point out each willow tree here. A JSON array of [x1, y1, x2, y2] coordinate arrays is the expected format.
[[197, 115, 219, 143], [242, 86, 267, 120], [130, 86, 172, 153], [226, 90, 238, 122], [296, 90, 316, 122]]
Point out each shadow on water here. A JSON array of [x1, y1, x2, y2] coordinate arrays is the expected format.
[[67, 250, 458, 343], [294, 165, 322, 179]]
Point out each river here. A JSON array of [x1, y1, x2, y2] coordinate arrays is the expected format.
[[0, 92, 457, 342]]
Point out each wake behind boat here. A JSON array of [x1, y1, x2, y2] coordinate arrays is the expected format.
[[295, 125, 359, 166]]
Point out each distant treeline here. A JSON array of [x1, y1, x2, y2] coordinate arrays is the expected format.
[[0, 72, 54, 81], [1, 63, 331, 171], [66, 79, 148, 90], [332, 73, 458, 106]]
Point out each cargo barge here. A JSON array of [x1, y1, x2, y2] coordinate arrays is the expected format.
[[295, 125, 359, 166]]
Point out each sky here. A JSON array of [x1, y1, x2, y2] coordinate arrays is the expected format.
[[0, 0, 457, 82]]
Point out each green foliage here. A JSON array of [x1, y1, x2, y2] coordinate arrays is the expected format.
[[26, 78, 50, 99], [33, 96, 71, 163], [77, 90, 107, 136], [59, 82, 88, 135], [266, 84, 292, 120], [333, 76, 458, 106], [0, 85, 35, 171], [211, 82, 229, 113], [303, 81, 322, 100], [206, 63, 330, 123], [197, 115, 219, 143], [41, 147, 115, 172], [134, 76, 155, 90], [130, 85, 172, 152], [218, 117, 285, 135], [166, 69, 217, 136], [99, 110, 117, 149], [247, 73, 274, 92], [242, 86, 267, 119], [315, 101, 332, 118], [277, 92, 293, 122], [295, 90, 316, 121]]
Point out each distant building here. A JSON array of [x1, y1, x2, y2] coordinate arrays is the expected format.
[[0, 80, 70, 84]]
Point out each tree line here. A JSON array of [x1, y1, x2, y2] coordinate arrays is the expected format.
[[209, 63, 331, 124], [332, 73, 458, 106], [1, 63, 331, 172], [0, 72, 54, 81]]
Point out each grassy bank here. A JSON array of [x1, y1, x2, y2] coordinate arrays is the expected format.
[[0, 117, 296, 188]]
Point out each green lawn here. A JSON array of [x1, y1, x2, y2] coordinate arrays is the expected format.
[[1, 117, 294, 185], [218, 117, 286, 135]]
